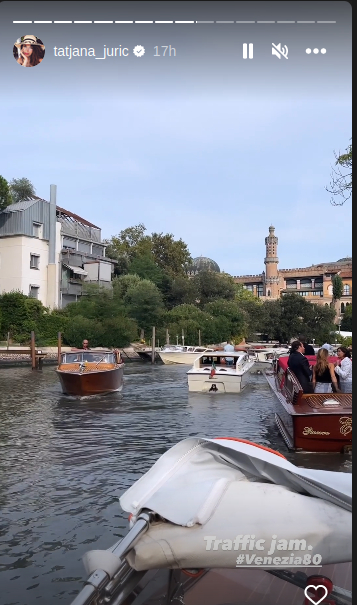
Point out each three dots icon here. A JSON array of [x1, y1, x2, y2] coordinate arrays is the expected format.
[[306, 48, 327, 54]]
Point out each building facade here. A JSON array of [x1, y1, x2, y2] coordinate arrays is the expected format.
[[0, 193, 115, 308], [234, 226, 352, 318]]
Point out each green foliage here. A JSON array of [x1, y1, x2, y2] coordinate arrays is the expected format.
[[259, 294, 336, 344], [332, 274, 344, 301], [335, 335, 352, 347], [123, 280, 165, 333], [194, 271, 236, 307], [112, 274, 142, 299], [0, 175, 12, 211], [341, 305, 352, 331], [9, 177, 36, 203], [150, 232, 192, 277], [128, 253, 165, 287], [203, 300, 246, 342], [63, 315, 105, 348], [165, 276, 199, 309], [104, 224, 192, 279], [0, 291, 69, 345]]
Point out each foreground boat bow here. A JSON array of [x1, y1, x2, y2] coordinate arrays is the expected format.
[[70, 438, 352, 605]]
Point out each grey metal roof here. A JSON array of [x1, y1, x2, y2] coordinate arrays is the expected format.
[[2, 199, 38, 212]]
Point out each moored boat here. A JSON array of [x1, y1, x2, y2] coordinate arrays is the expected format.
[[56, 349, 124, 396], [265, 355, 352, 453], [187, 350, 255, 393], [158, 344, 215, 365], [69, 437, 352, 605]]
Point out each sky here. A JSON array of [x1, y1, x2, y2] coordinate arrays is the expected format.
[[0, 1, 352, 276]]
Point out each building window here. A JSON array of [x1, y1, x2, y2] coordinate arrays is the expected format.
[[30, 254, 40, 269], [286, 279, 297, 289], [33, 222, 42, 238], [343, 284, 350, 295], [257, 285, 264, 297], [267, 289, 271, 297], [314, 279, 323, 290], [328, 285, 333, 296], [29, 286, 39, 299], [341, 303, 345, 313], [301, 279, 312, 289]]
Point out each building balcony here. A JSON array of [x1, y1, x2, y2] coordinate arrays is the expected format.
[[60, 281, 83, 296]]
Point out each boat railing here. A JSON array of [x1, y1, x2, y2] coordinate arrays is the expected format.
[[284, 369, 303, 405]]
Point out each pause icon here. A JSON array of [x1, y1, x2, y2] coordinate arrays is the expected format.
[[243, 43, 253, 59]]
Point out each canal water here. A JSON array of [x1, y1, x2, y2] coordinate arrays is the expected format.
[[0, 363, 352, 605]]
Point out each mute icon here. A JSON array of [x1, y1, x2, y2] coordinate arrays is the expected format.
[[243, 43, 253, 59]]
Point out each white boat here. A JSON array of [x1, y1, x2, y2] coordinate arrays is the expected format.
[[158, 344, 215, 365], [187, 350, 255, 393], [70, 437, 352, 605], [248, 347, 289, 369]]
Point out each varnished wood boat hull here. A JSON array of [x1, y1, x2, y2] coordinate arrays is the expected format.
[[56, 365, 124, 396], [293, 413, 352, 452], [265, 371, 352, 453]]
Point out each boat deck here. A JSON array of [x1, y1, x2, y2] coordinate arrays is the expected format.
[[264, 372, 352, 416]]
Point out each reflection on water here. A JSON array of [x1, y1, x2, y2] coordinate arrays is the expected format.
[[0, 363, 351, 604]]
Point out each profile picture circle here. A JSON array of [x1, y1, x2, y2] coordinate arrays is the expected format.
[[13, 34, 45, 67]]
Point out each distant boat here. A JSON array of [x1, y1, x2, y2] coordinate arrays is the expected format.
[[56, 349, 124, 396], [248, 347, 289, 369], [265, 355, 352, 453], [158, 345, 215, 365], [187, 351, 255, 393]]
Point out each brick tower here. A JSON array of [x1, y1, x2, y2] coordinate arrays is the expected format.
[[264, 225, 280, 298]]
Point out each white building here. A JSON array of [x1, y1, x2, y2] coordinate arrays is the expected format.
[[0, 186, 115, 308]]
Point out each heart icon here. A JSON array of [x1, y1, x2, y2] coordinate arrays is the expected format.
[[304, 584, 329, 605]]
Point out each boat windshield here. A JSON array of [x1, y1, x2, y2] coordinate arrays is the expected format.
[[61, 352, 115, 363]]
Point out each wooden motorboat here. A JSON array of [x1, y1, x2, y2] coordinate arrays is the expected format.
[[69, 438, 352, 605], [56, 349, 124, 396], [187, 351, 255, 393], [265, 355, 352, 453]]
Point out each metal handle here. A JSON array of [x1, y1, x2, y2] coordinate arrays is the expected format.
[[69, 511, 155, 605]]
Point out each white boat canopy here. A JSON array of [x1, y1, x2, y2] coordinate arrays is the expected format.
[[106, 438, 351, 572]]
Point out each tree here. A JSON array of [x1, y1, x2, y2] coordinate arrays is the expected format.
[[326, 141, 352, 206], [203, 300, 246, 342], [341, 305, 352, 331], [194, 271, 236, 307], [165, 276, 199, 309], [0, 175, 12, 211], [332, 274, 344, 309], [128, 253, 165, 287], [104, 225, 192, 278], [259, 294, 335, 345], [151, 232, 192, 277], [162, 304, 225, 345], [112, 274, 142, 299], [123, 280, 165, 334], [9, 177, 36, 203]]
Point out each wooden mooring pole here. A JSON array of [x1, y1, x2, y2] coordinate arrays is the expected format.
[[58, 332, 62, 365], [151, 327, 156, 364], [198, 329, 201, 347], [166, 329, 170, 345], [30, 331, 36, 370]]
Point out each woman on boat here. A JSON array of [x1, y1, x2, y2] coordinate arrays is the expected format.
[[14, 34, 45, 67], [312, 348, 339, 393], [334, 346, 352, 393]]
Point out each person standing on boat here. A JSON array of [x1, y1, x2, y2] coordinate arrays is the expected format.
[[334, 347, 352, 393], [288, 341, 314, 394], [298, 335, 315, 356], [312, 348, 339, 393], [224, 340, 235, 366], [82, 340, 91, 350]]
